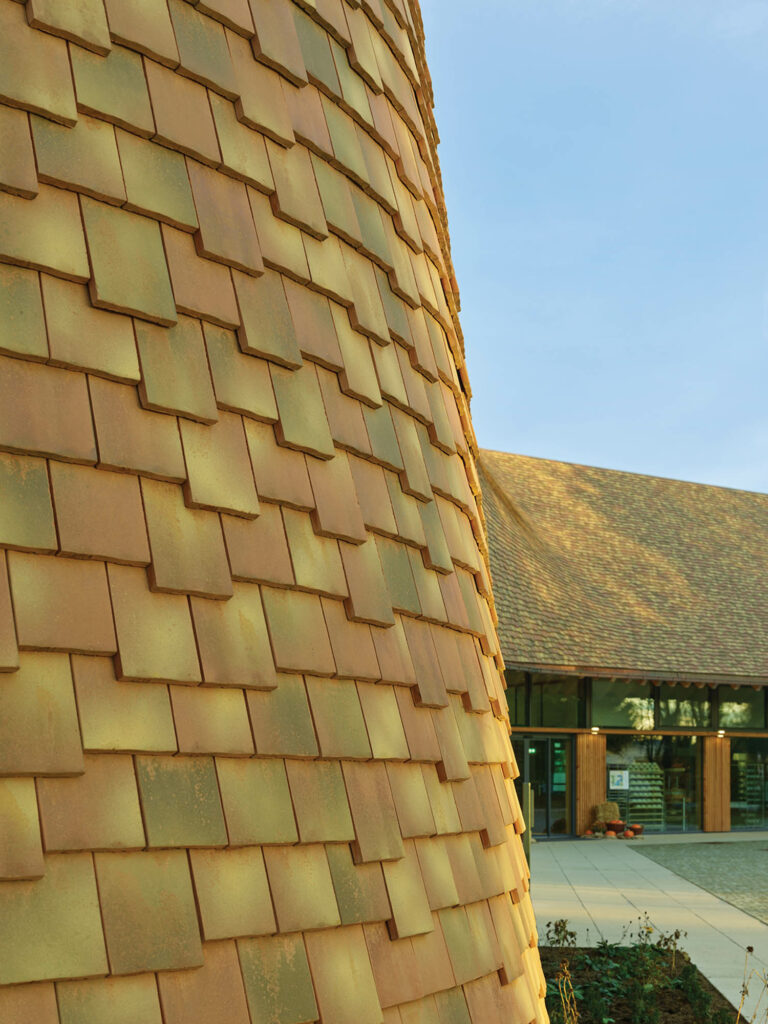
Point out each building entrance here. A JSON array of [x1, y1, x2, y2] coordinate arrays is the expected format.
[[512, 736, 573, 836]]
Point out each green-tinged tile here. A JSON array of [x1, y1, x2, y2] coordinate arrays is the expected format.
[[0, 185, 89, 281], [117, 130, 198, 229], [0, 452, 56, 551], [304, 925, 383, 1024], [41, 274, 140, 382], [271, 362, 335, 459], [311, 154, 362, 245], [286, 760, 355, 843], [136, 755, 227, 848], [358, 683, 409, 761], [32, 114, 125, 204], [0, 853, 107, 985], [0, 653, 83, 775], [96, 850, 203, 974], [322, 96, 368, 184], [57, 974, 163, 1024], [363, 404, 403, 470], [71, 44, 154, 136], [330, 302, 382, 407], [0, 779, 44, 881], [72, 655, 177, 753], [209, 94, 274, 192], [234, 268, 303, 368], [216, 758, 298, 845], [382, 843, 433, 938], [135, 316, 218, 423], [293, 6, 339, 95], [0, 266, 47, 360], [437, 906, 481, 986], [326, 844, 391, 926], [264, 844, 341, 932], [82, 198, 176, 325], [283, 508, 348, 597], [329, 37, 372, 126], [238, 933, 318, 1024], [190, 584, 277, 689], [261, 587, 336, 676], [204, 323, 278, 422], [433, 988, 472, 1024], [0, 2, 76, 125], [305, 677, 371, 759], [246, 675, 319, 758], [190, 847, 275, 941], [27, 0, 111, 54], [375, 536, 421, 615], [168, 0, 238, 96]]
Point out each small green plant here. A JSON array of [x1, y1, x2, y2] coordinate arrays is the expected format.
[[546, 919, 577, 949]]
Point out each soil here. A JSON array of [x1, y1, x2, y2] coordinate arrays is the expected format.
[[539, 945, 738, 1023]]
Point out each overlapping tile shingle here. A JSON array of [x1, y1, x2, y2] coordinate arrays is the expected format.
[[0, 2, 546, 1021]]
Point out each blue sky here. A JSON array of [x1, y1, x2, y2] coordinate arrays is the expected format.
[[420, 1, 768, 492]]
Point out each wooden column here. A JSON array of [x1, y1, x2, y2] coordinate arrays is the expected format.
[[575, 732, 606, 835], [702, 735, 730, 832]]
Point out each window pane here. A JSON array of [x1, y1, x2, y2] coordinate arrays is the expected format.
[[659, 684, 710, 728], [504, 670, 527, 727], [530, 675, 579, 728], [606, 734, 700, 832], [731, 738, 768, 829], [719, 688, 765, 729], [592, 679, 654, 729]]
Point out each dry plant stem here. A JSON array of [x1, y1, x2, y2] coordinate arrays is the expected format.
[[557, 961, 580, 1024]]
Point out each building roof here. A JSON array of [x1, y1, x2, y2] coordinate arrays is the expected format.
[[480, 450, 768, 683]]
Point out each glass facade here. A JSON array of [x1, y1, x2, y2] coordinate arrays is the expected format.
[[531, 675, 580, 728], [719, 688, 766, 730], [730, 739, 768, 829], [606, 734, 701, 832], [592, 679, 655, 729], [659, 684, 711, 728]]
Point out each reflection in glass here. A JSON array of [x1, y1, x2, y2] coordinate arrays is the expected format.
[[606, 734, 700, 832], [531, 676, 580, 728], [659, 684, 711, 728], [505, 670, 527, 726], [592, 679, 655, 729], [731, 738, 768, 829], [719, 688, 765, 730]]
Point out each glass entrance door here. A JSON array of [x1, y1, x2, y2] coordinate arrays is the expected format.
[[511, 736, 573, 836]]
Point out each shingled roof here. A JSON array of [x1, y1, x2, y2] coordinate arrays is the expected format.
[[0, 2, 546, 1022], [480, 449, 768, 683]]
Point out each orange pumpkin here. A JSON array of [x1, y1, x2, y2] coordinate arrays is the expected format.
[[605, 830, 616, 838], [623, 830, 634, 839]]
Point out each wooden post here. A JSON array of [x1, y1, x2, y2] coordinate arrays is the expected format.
[[575, 732, 606, 834], [702, 735, 730, 832]]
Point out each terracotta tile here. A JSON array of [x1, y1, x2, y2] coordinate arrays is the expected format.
[[372, 616, 417, 685], [136, 754, 227, 847], [181, 412, 260, 516], [283, 80, 333, 157], [116, 131, 196, 228], [0, 184, 88, 281], [307, 447, 368, 541], [90, 377, 186, 481], [391, 407, 432, 502], [71, 44, 154, 136], [321, 596, 381, 680], [228, 30, 295, 145], [414, 836, 459, 911], [160, 229, 236, 328], [343, 761, 404, 863], [317, 366, 373, 456], [171, 684, 254, 755], [283, 507, 347, 597], [0, 852, 107, 985], [408, 550, 448, 624], [9, 551, 114, 653], [102, 0, 179, 65], [303, 231, 354, 303], [305, 925, 383, 1024], [433, 705, 470, 784], [249, 188, 312, 280], [0, 454, 54, 554], [305, 676, 371, 759], [265, 844, 340, 931], [397, 350, 432, 425], [452, 702, 486, 767], [343, 247, 391, 347], [451, 773, 485, 839], [249, 0, 307, 84], [235, 267, 303, 367], [96, 849, 203, 974], [0, 2, 76, 124], [272, 363, 336, 458], [209, 95, 273, 194], [222, 506, 290, 587], [190, 584, 278, 689], [158, 941, 251, 1024], [422, 765, 461, 834], [322, 96, 368, 184], [394, 691, 440, 765], [188, 160, 264, 274], [332, 301, 383, 406], [27, 0, 109, 52], [364, 403, 405, 468], [397, 617, 447, 709], [284, 277, 343, 368], [0, 778, 44, 880], [72, 654, 176, 753], [136, 315, 218, 422], [375, 537, 420, 615], [205, 325, 276, 421], [57, 974, 162, 1024], [381, 839, 433, 939], [312, 153, 363, 246], [262, 586, 336, 675], [433, 987, 472, 1024], [399, 995, 440, 1024], [0, 106, 36, 199], [199, 0, 254, 34], [0, 983, 58, 1024], [437, 906, 486, 988], [144, 60, 220, 165], [190, 848, 274, 940], [340, 537, 394, 626], [168, 0, 238, 96], [284, 759, 352, 842], [326, 843, 390, 925], [81, 197, 176, 325], [358, 681, 409, 760], [267, 138, 327, 238], [347, 456, 395, 535], [359, 135, 398, 215], [330, 38, 371, 126], [108, 563, 202, 683], [293, 7, 340, 95], [32, 112, 125, 205], [419, 502, 453, 575], [244, 420, 315, 508], [141, 477, 231, 598], [372, 340, 408, 411], [49, 462, 148, 564], [345, 6, 382, 92], [0, 265, 46, 361], [247, 673, 317, 756], [363, 920, 421, 1009], [217, 756, 297, 844], [387, 762, 435, 839], [437, 572, 471, 634], [383, 1009, 404, 1024], [238, 933, 317, 1024], [37, 752, 144, 852]]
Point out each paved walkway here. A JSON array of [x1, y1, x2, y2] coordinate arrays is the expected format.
[[531, 834, 768, 1017]]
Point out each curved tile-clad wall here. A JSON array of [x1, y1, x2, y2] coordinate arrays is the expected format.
[[0, 1, 547, 1022]]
